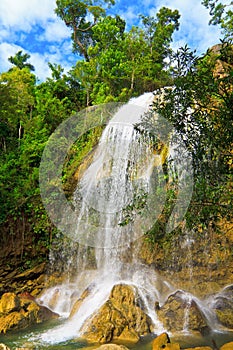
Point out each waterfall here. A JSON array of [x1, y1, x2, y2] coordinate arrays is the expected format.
[[73, 92, 160, 268], [36, 92, 170, 343], [35, 92, 225, 345]]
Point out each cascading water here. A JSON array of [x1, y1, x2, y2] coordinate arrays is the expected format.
[[36, 92, 170, 343], [34, 92, 232, 347]]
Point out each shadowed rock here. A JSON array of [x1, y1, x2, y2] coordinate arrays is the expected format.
[[156, 291, 210, 335]]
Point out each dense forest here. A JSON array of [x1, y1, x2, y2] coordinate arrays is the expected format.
[[0, 0, 232, 271]]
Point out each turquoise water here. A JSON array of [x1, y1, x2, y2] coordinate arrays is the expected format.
[[1, 320, 233, 350]]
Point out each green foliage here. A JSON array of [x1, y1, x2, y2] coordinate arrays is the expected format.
[[141, 41, 233, 242], [2, 0, 231, 265], [62, 126, 104, 195], [0, 55, 86, 260], [141, 7, 180, 61], [55, 0, 115, 61], [8, 50, 35, 71], [70, 9, 180, 105], [202, 0, 233, 37]]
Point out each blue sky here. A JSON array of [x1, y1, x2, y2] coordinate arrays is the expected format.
[[0, 0, 222, 81]]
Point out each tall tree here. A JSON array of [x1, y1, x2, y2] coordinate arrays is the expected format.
[[0, 67, 36, 147], [72, 9, 180, 104], [8, 50, 35, 71], [55, 0, 115, 61], [141, 7, 180, 61]]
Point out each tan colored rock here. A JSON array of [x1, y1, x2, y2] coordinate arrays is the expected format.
[[220, 342, 233, 350], [117, 326, 139, 343], [153, 332, 170, 348], [211, 285, 233, 328], [0, 293, 58, 333], [156, 291, 209, 335], [96, 345, 129, 349], [0, 344, 11, 350], [0, 311, 27, 333], [152, 333, 180, 350], [82, 284, 152, 344], [14, 263, 46, 280], [69, 287, 91, 319], [184, 347, 212, 350], [0, 293, 20, 314]]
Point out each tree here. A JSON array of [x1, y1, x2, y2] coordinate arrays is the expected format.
[[71, 8, 180, 104], [202, 0, 233, 37], [141, 7, 180, 62], [8, 50, 35, 71], [140, 43, 233, 239], [0, 67, 36, 147], [55, 0, 115, 61]]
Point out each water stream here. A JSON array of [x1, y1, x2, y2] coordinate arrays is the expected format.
[[36, 92, 168, 344]]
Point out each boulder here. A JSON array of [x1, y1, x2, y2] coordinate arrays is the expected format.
[[156, 291, 210, 335], [96, 345, 129, 349], [82, 284, 152, 344], [0, 292, 58, 333], [152, 333, 180, 350], [0, 344, 11, 350], [220, 342, 233, 350], [184, 348, 212, 350], [211, 285, 233, 328]]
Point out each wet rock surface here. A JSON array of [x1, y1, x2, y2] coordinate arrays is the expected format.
[[156, 291, 210, 335], [0, 263, 47, 297], [95, 345, 129, 349], [0, 292, 58, 333], [69, 286, 91, 319], [152, 332, 180, 349], [210, 284, 233, 328], [220, 341, 233, 350], [82, 284, 152, 344]]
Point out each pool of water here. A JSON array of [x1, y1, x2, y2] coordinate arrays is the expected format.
[[1, 320, 233, 350]]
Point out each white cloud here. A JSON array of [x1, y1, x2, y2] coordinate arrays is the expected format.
[[0, 42, 50, 80], [0, 0, 56, 32], [0, 41, 75, 82], [119, 6, 139, 27], [0, 0, 225, 81], [149, 0, 222, 54], [39, 20, 71, 42], [29, 52, 52, 81], [0, 0, 77, 80], [0, 0, 71, 44], [30, 46, 77, 82]]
